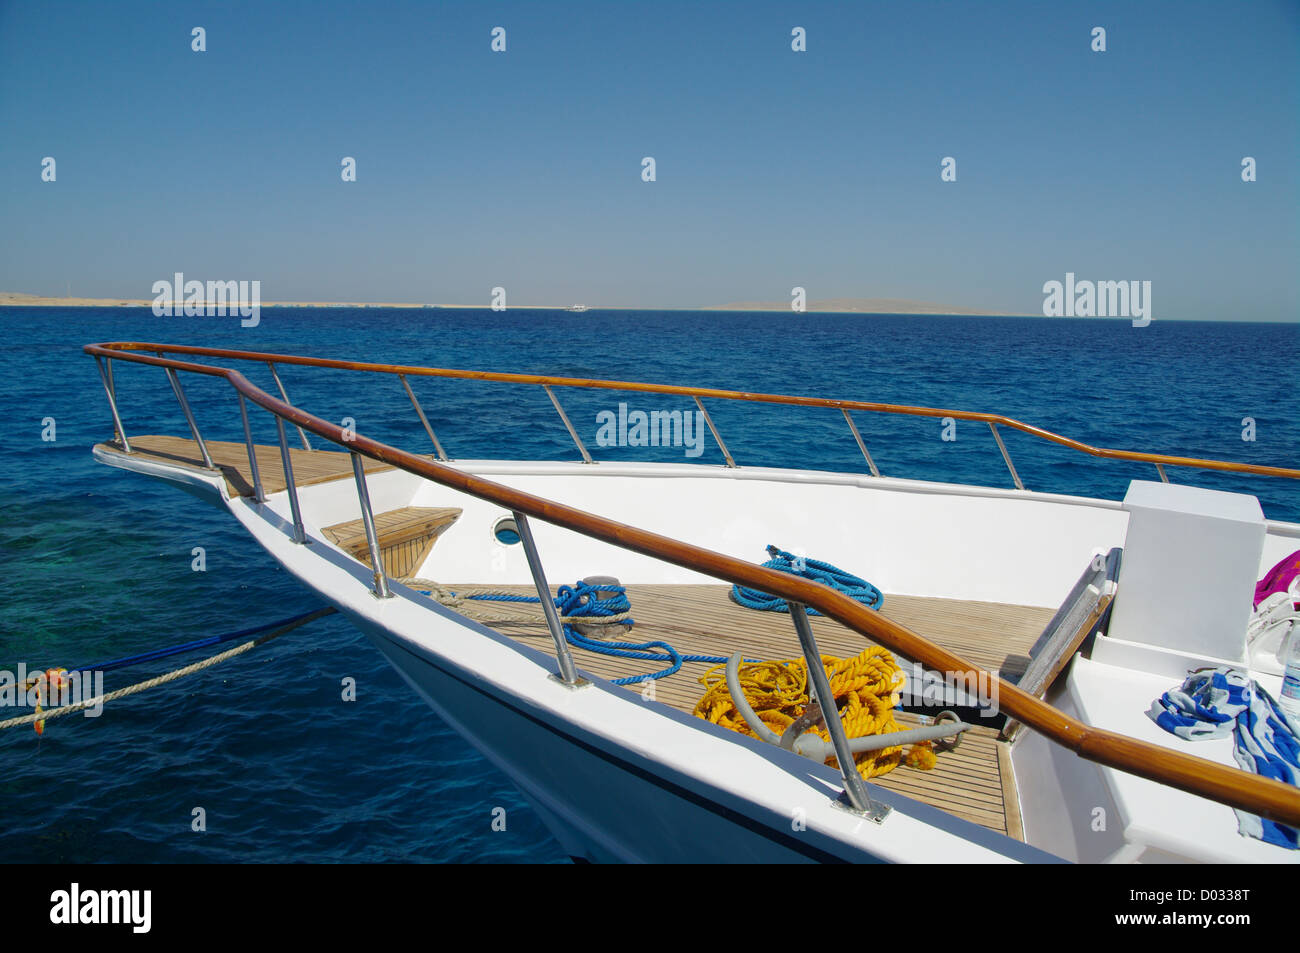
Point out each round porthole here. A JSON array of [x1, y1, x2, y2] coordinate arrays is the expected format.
[[493, 516, 521, 545]]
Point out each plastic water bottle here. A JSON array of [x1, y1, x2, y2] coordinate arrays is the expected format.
[[1279, 626, 1300, 719]]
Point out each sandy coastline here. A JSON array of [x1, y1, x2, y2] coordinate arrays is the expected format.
[[0, 292, 1024, 315]]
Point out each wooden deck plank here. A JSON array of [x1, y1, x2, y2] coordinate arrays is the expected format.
[[323, 506, 462, 579], [96, 435, 394, 497], [440, 583, 1052, 835], [997, 742, 1026, 841]]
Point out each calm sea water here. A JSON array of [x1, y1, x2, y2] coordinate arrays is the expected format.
[[0, 307, 1295, 862]]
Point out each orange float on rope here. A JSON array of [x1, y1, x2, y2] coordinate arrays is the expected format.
[[31, 668, 70, 736]]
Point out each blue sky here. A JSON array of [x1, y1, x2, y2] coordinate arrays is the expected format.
[[0, 0, 1296, 318]]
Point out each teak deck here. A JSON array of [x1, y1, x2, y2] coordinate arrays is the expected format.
[[323, 507, 462, 579], [100, 434, 1051, 840], [95, 435, 395, 497], [442, 582, 1053, 839]]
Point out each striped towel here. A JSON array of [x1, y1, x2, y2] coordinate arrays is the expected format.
[[1147, 667, 1300, 849]]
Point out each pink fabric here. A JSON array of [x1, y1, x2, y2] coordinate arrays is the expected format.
[[1256, 550, 1300, 608]]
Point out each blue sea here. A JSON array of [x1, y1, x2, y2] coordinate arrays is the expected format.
[[0, 307, 1296, 863]]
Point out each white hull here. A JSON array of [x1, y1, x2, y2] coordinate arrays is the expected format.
[[93, 446, 1300, 863], [353, 610, 1057, 862]]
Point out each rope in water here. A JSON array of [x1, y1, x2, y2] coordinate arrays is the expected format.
[[0, 608, 336, 733], [731, 545, 884, 615], [70, 608, 338, 675]]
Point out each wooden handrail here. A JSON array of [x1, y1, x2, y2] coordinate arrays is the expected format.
[[91, 341, 1300, 480], [83, 341, 1300, 830]]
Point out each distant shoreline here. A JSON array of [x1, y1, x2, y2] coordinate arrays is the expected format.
[[11, 293, 1289, 322], [0, 292, 1033, 316], [0, 295, 1291, 322]]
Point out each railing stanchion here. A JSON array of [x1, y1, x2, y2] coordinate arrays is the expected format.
[[237, 393, 267, 502], [351, 452, 392, 598], [694, 397, 736, 468], [841, 409, 880, 477], [512, 511, 587, 687], [543, 385, 594, 464], [94, 355, 132, 453], [267, 362, 313, 451], [162, 363, 215, 469], [399, 374, 449, 461], [104, 354, 119, 439], [1155, 463, 1170, 483], [274, 416, 308, 544], [988, 422, 1024, 490], [786, 602, 890, 821]]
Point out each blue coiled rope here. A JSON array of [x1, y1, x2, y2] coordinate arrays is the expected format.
[[438, 549, 880, 686], [458, 581, 752, 685], [730, 545, 883, 615]]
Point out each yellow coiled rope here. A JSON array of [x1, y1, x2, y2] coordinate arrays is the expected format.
[[692, 645, 937, 778]]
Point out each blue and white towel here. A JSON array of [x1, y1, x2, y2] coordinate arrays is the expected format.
[[1148, 667, 1300, 849]]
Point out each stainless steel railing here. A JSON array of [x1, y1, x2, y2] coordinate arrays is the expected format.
[[87, 348, 890, 812], [87, 341, 1300, 491], [80, 342, 1300, 827]]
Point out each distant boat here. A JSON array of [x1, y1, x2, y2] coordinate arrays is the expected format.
[[569, 304, 588, 312]]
